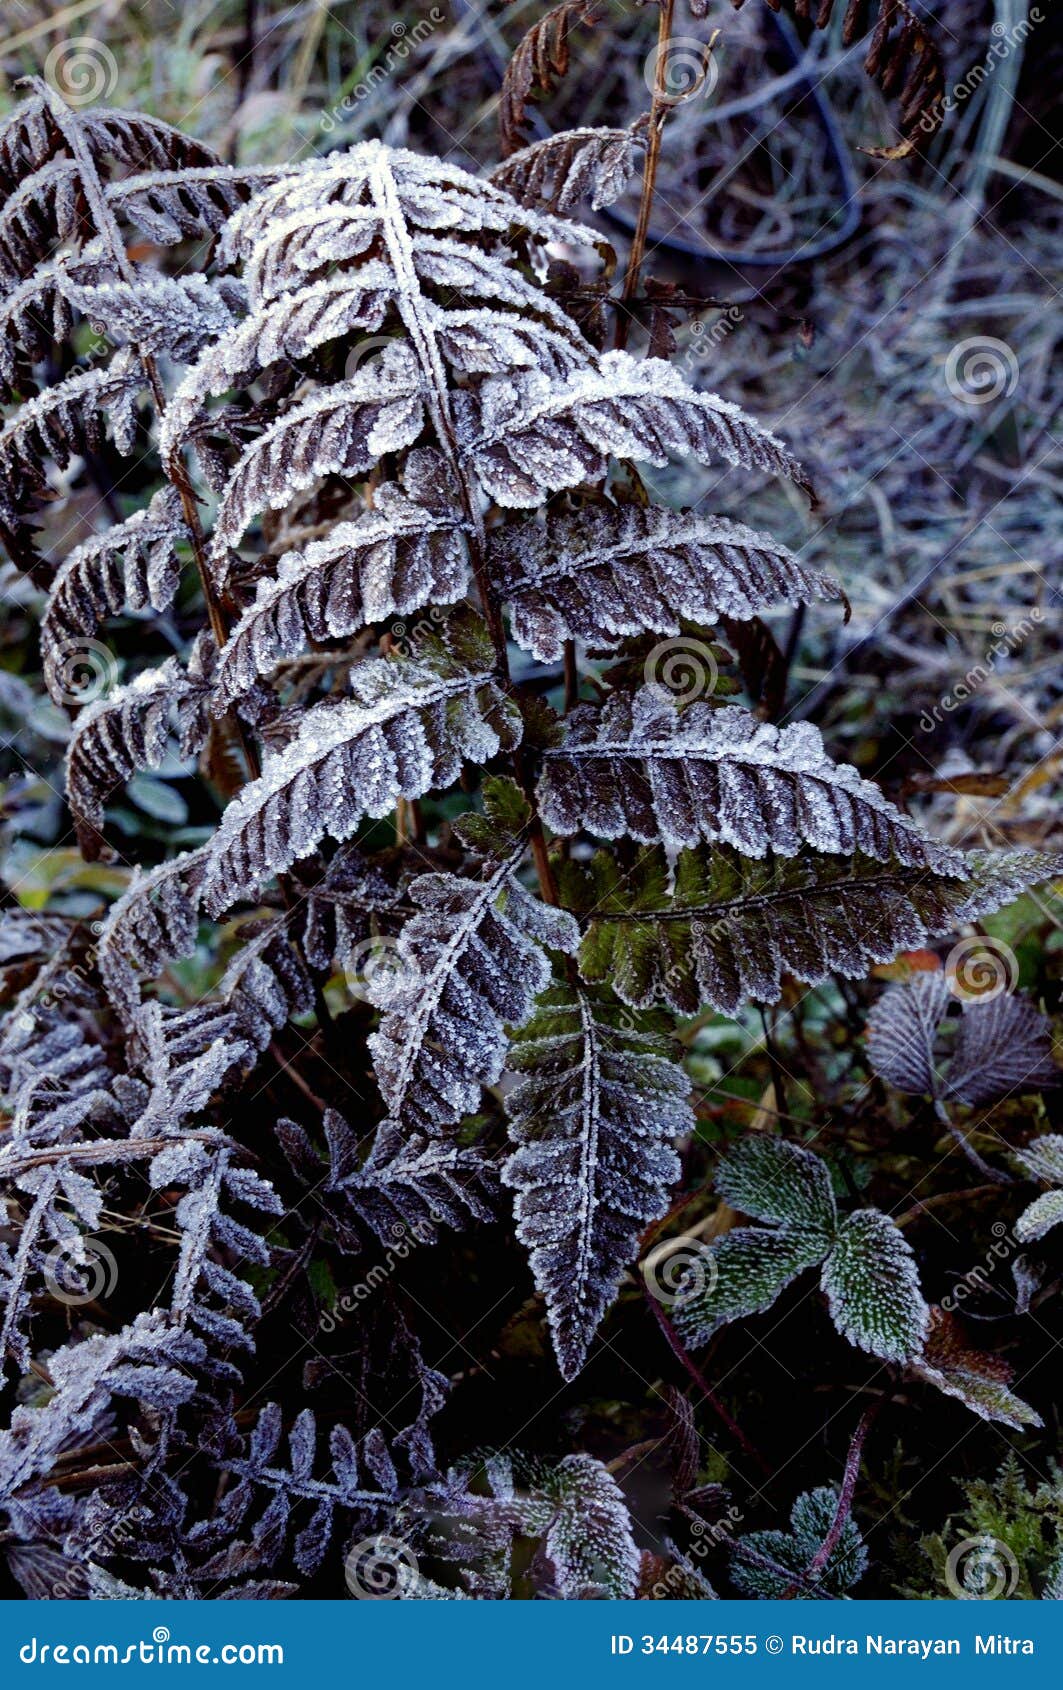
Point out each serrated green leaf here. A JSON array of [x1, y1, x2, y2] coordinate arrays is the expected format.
[[671, 1225, 829, 1349], [821, 1210, 928, 1362], [714, 1135, 837, 1238], [731, 1486, 867, 1598], [1015, 1189, 1063, 1245]]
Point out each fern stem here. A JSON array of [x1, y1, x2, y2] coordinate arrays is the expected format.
[[645, 1290, 773, 1478], [615, 0, 675, 350]]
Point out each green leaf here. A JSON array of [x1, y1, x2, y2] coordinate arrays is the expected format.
[[731, 1487, 867, 1599], [1015, 1189, 1063, 1245], [453, 775, 532, 856], [821, 1210, 928, 1362], [671, 1225, 829, 1349], [714, 1135, 837, 1239]]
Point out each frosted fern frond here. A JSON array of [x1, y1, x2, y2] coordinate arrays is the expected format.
[[490, 126, 645, 213], [867, 974, 1059, 1107], [540, 686, 957, 867], [212, 455, 468, 706], [909, 1308, 1043, 1431], [41, 490, 186, 695], [134, 917, 313, 1087], [731, 1487, 868, 1599], [457, 352, 813, 507], [97, 849, 207, 1027], [65, 657, 210, 858], [503, 983, 691, 1380], [180, 345, 425, 567], [367, 790, 578, 1132], [566, 847, 1059, 1017], [0, 1311, 204, 1507], [157, 1144, 283, 1360], [295, 1110, 498, 1249], [107, 164, 272, 245], [203, 614, 520, 914], [673, 1136, 928, 1363], [0, 350, 141, 524], [1013, 1137, 1063, 1244], [492, 503, 845, 662], [201, 1404, 401, 1579], [300, 847, 407, 973], [55, 268, 236, 361]]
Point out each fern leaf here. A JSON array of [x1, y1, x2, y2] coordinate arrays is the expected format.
[[65, 657, 209, 858], [55, 268, 235, 361], [97, 849, 208, 1027], [41, 490, 186, 697], [0, 350, 141, 523], [189, 345, 426, 566], [732, 0, 945, 157], [212, 456, 468, 706], [458, 352, 813, 507], [493, 502, 845, 662], [491, 126, 644, 213], [368, 850, 578, 1135], [504, 984, 691, 1379], [498, 1, 602, 155], [109, 164, 268, 245], [313, 1111, 497, 1247], [203, 617, 520, 913], [541, 685, 957, 867], [568, 846, 1062, 1017]]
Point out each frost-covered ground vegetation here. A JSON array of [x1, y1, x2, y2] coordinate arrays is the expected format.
[[0, 0, 1060, 1601]]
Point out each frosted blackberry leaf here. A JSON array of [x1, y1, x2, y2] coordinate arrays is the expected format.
[[368, 855, 578, 1135], [317, 1112, 497, 1247], [65, 658, 210, 860], [1015, 1191, 1063, 1244], [491, 127, 645, 213], [0, 350, 141, 523], [168, 344, 426, 564], [55, 268, 234, 360], [909, 1308, 1043, 1430], [203, 618, 520, 913], [97, 848, 207, 1027], [821, 1210, 928, 1362], [41, 491, 185, 696], [535, 1454, 640, 1599], [713, 1135, 837, 1239], [541, 687, 960, 869], [492, 504, 845, 662], [459, 353, 813, 508], [569, 847, 1059, 1018], [946, 996, 1059, 1107], [213, 472, 468, 707], [1014, 1134, 1063, 1187], [671, 1225, 829, 1350], [866, 973, 952, 1097], [732, 1487, 867, 1599], [503, 984, 691, 1380]]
